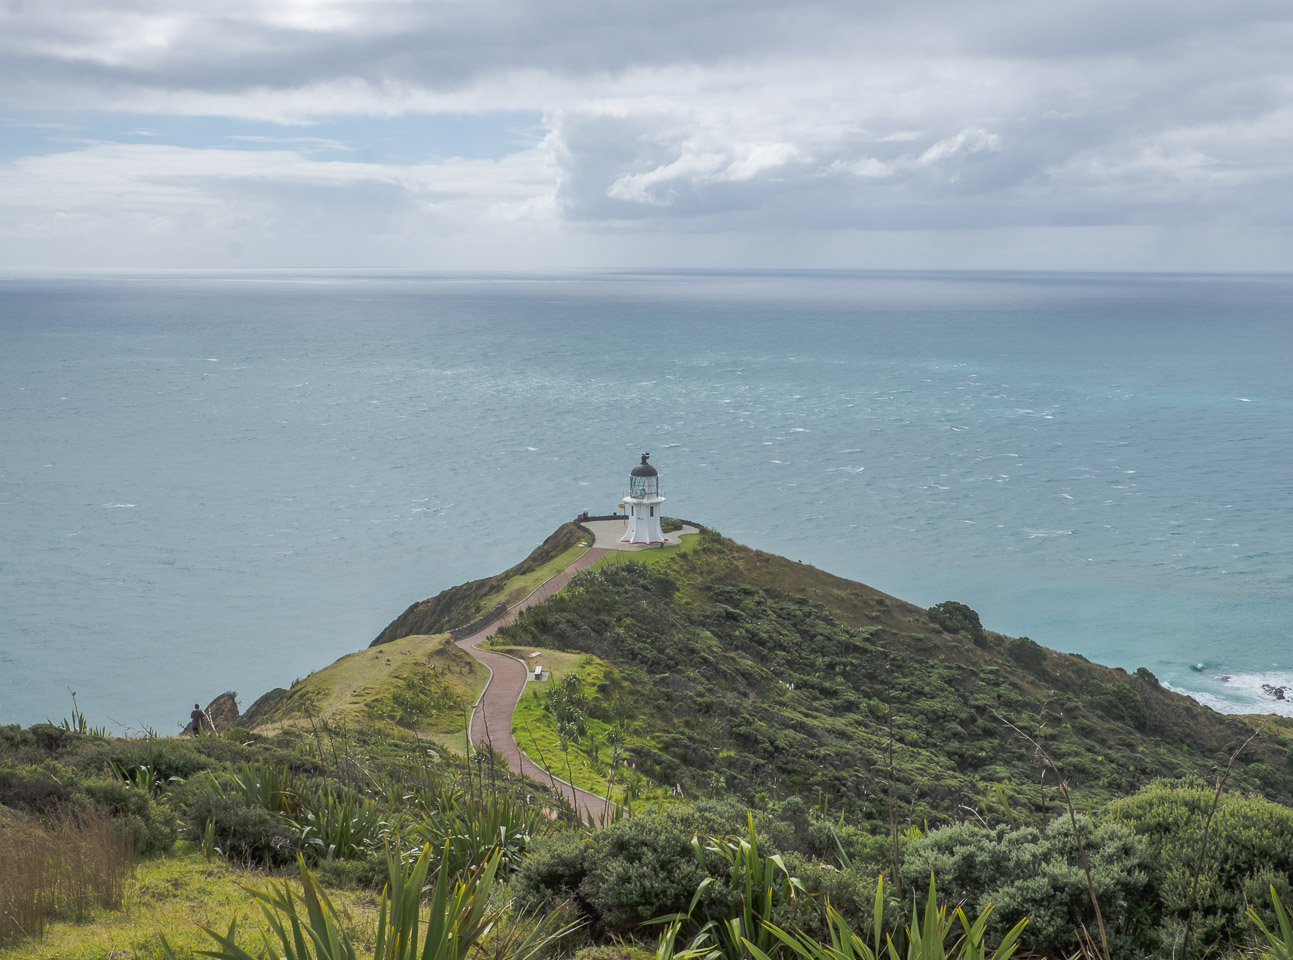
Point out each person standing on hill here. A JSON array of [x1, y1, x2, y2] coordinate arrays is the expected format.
[[188, 702, 212, 735]]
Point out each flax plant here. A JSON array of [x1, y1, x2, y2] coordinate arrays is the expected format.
[[291, 789, 388, 861], [742, 876, 1027, 960], [231, 761, 300, 815], [1249, 886, 1293, 960], [651, 814, 804, 960], [162, 843, 573, 960], [404, 790, 544, 877]]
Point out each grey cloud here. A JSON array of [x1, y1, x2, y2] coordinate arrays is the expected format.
[[3, 0, 1292, 103], [3, 0, 1293, 268]]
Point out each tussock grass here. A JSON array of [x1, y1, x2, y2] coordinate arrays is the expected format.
[[0, 808, 133, 947]]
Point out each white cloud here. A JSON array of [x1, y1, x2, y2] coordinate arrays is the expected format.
[[917, 129, 1001, 166], [2, 0, 1293, 267]]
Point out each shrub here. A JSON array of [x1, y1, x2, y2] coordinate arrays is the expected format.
[[0, 763, 75, 813], [769, 855, 875, 942], [513, 811, 721, 937], [581, 815, 714, 935], [182, 791, 297, 867], [1106, 779, 1293, 951], [512, 831, 590, 909], [902, 816, 1155, 960], [927, 602, 986, 645], [1008, 636, 1047, 671], [81, 778, 179, 856]]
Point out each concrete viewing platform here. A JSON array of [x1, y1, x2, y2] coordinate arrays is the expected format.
[[582, 517, 701, 550]]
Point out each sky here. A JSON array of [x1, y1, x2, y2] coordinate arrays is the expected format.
[[2, 0, 1292, 271]]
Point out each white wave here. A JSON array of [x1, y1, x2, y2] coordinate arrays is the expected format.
[[104, 503, 136, 508], [1164, 670, 1293, 717], [791, 427, 809, 432], [1025, 528, 1072, 538]]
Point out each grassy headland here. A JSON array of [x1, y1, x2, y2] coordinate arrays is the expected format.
[[4, 522, 1293, 960]]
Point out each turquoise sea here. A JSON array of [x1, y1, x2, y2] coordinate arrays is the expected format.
[[2, 269, 1291, 733]]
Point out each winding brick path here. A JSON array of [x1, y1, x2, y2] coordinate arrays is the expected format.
[[455, 546, 611, 820]]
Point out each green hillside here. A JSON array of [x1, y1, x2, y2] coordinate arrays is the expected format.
[[492, 526, 1293, 823], [6, 521, 1293, 960], [370, 522, 587, 645]]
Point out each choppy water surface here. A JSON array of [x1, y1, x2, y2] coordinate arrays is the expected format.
[[2, 269, 1291, 732]]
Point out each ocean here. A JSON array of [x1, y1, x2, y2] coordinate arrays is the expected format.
[[2, 269, 1291, 734]]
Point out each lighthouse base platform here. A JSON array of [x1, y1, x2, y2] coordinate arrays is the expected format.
[[580, 517, 701, 552]]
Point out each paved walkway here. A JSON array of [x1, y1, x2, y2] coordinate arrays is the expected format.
[[455, 545, 612, 821]]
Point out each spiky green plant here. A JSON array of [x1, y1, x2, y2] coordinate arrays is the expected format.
[[651, 813, 805, 960], [742, 876, 1027, 960], [161, 843, 573, 960], [1249, 886, 1293, 960], [106, 760, 174, 797], [694, 814, 805, 960], [230, 761, 299, 814], [404, 790, 544, 878], [201, 818, 219, 863], [291, 788, 388, 861]]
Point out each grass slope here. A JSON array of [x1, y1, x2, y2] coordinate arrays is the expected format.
[[370, 523, 587, 646], [244, 633, 487, 753]]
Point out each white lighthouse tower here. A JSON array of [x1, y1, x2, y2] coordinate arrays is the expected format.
[[621, 453, 666, 544]]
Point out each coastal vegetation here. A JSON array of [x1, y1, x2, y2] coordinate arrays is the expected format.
[[3, 525, 1293, 960]]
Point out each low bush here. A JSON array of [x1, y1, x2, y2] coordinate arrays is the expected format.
[[182, 791, 298, 867], [902, 816, 1155, 960], [81, 778, 179, 855], [0, 763, 76, 813], [1106, 779, 1293, 952], [514, 811, 721, 937]]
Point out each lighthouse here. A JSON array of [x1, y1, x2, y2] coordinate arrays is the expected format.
[[621, 453, 666, 544]]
